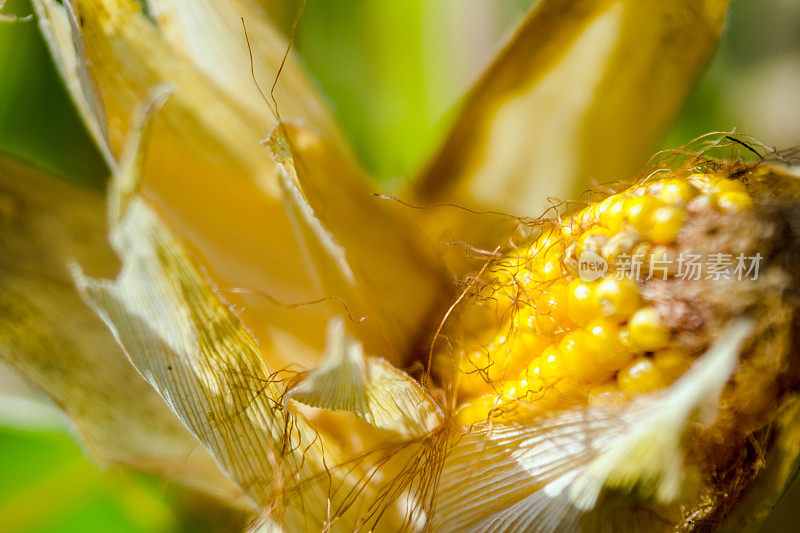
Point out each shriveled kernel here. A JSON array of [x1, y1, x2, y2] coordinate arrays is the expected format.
[[654, 347, 693, 380], [586, 317, 635, 373], [716, 190, 754, 213], [687, 173, 715, 192], [649, 206, 687, 244], [579, 204, 600, 227], [687, 192, 718, 212], [628, 307, 670, 352], [617, 357, 668, 393], [624, 196, 663, 234], [602, 230, 638, 265], [645, 182, 665, 197], [647, 246, 678, 277], [578, 227, 612, 253], [593, 278, 640, 322], [568, 280, 599, 326]]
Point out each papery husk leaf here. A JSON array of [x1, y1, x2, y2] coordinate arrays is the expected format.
[[268, 123, 452, 361], [74, 194, 289, 506], [76, 190, 437, 528], [286, 318, 443, 439], [286, 318, 371, 419], [414, 0, 730, 241], [72, 107, 439, 529], [40, 0, 447, 370], [31, 0, 114, 165], [0, 153, 245, 506], [144, 0, 342, 146], [360, 359, 443, 440], [433, 321, 752, 532], [35, 0, 329, 369], [71, 88, 293, 507]]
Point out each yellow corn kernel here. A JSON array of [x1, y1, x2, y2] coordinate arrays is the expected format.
[[617, 357, 668, 393], [648, 206, 687, 244], [527, 344, 564, 379], [659, 180, 698, 205], [531, 378, 586, 410], [588, 382, 625, 405], [534, 229, 565, 261], [599, 199, 626, 233], [716, 190, 754, 213], [484, 338, 518, 383], [560, 220, 577, 240], [533, 257, 563, 281], [623, 196, 663, 234], [509, 331, 551, 367], [593, 278, 640, 322], [457, 349, 494, 392], [531, 282, 571, 335], [594, 196, 615, 221], [585, 317, 635, 373], [568, 279, 599, 326], [560, 330, 609, 383], [627, 307, 670, 352], [521, 362, 586, 409], [455, 395, 497, 425], [710, 177, 748, 195], [500, 378, 532, 400], [457, 333, 524, 391]]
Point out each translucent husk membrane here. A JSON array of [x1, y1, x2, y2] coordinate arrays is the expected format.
[[433, 136, 800, 528]]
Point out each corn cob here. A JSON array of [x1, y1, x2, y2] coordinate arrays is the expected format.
[[452, 166, 800, 437]]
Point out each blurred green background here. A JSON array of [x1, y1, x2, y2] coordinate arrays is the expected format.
[[0, 0, 799, 531]]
